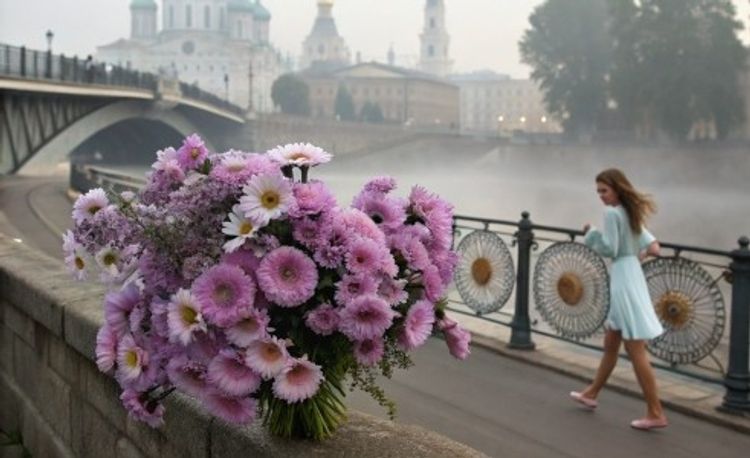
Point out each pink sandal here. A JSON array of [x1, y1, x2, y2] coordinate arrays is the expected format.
[[569, 391, 598, 409], [630, 417, 669, 430]]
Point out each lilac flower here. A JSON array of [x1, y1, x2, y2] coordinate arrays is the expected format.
[[353, 192, 406, 230], [256, 247, 318, 307], [221, 248, 261, 276], [362, 176, 397, 194], [292, 216, 330, 249]]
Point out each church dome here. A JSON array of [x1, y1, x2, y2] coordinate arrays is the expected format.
[[228, 0, 255, 13], [130, 0, 156, 8], [253, 1, 271, 21]]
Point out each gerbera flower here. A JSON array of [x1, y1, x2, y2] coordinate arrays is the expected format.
[[202, 389, 256, 424], [192, 264, 255, 327], [116, 334, 148, 383], [353, 338, 384, 367], [398, 300, 435, 351], [95, 324, 118, 374], [207, 349, 262, 397], [304, 303, 340, 336], [62, 231, 90, 280], [176, 134, 209, 170], [210, 150, 254, 184], [345, 237, 390, 275], [272, 356, 324, 403], [104, 283, 141, 337], [225, 308, 270, 347], [166, 354, 209, 398], [338, 295, 397, 341], [334, 273, 379, 307], [289, 181, 337, 217], [267, 143, 332, 167], [353, 192, 406, 230], [221, 248, 261, 276], [256, 247, 318, 307], [222, 205, 260, 253], [244, 336, 289, 379], [239, 173, 293, 225], [72, 188, 108, 224], [167, 289, 207, 346]]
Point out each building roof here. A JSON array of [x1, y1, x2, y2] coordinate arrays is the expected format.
[[130, 0, 156, 8], [302, 61, 457, 87], [254, 1, 271, 20], [450, 70, 511, 82], [307, 16, 341, 39], [228, 0, 255, 13]]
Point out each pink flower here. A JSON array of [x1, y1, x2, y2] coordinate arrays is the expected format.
[[362, 176, 397, 194], [167, 289, 207, 346], [353, 338, 384, 367], [104, 283, 141, 337], [338, 295, 397, 341], [421, 265, 445, 302], [225, 308, 270, 347], [121, 389, 165, 428], [116, 334, 149, 383], [304, 303, 339, 336], [221, 248, 261, 276], [245, 336, 290, 379], [352, 192, 406, 230], [272, 356, 324, 403], [166, 354, 209, 398], [176, 134, 209, 170], [210, 150, 261, 184], [398, 300, 435, 351], [72, 188, 109, 223], [345, 237, 388, 275], [292, 217, 330, 249], [334, 273, 379, 307], [202, 389, 257, 424], [267, 143, 332, 167], [256, 247, 318, 307], [289, 181, 337, 217], [438, 317, 471, 360], [337, 208, 386, 245], [192, 264, 256, 327], [378, 277, 408, 306], [207, 349, 262, 397], [95, 324, 118, 374]]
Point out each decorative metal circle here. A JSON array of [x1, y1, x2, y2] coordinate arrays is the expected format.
[[643, 257, 725, 364], [533, 242, 610, 340], [454, 230, 515, 314]]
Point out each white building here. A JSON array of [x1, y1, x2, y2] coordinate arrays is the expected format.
[[451, 71, 562, 136], [418, 0, 453, 78], [97, 0, 286, 113], [299, 0, 350, 71]]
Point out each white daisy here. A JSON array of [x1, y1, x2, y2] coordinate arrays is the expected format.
[[167, 289, 207, 346], [267, 143, 332, 167], [238, 173, 293, 225], [63, 232, 90, 281], [95, 245, 121, 277], [222, 205, 260, 253], [72, 188, 109, 224]]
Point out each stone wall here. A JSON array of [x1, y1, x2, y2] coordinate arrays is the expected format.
[[0, 236, 484, 458]]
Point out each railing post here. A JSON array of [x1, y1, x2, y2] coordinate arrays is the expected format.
[[721, 236, 750, 414], [20, 46, 26, 77], [46, 49, 52, 78], [508, 211, 536, 350]]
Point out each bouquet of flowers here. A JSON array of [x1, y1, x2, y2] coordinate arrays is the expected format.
[[63, 134, 471, 440]]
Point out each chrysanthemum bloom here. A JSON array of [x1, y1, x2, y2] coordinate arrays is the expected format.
[[207, 349, 262, 397], [338, 295, 397, 341], [345, 237, 391, 275], [72, 188, 109, 224], [337, 208, 386, 245], [421, 264, 446, 302], [244, 336, 289, 379], [222, 205, 260, 253], [362, 176, 397, 194], [267, 143, 332, 167], [95, 324, 118, 374], [353, 338, 385, 366], [192, 264, 256, 327], [292, 217, 329, 249], [210, 151, 255, 184], [104, 283, 141, 337], [116, 334, 149, 383], [166, 354, 209, 398], [176, 133, 209, 170], [272, 356, 324, 403], [167, 289, 207, 346], [202, 389, 257, 424], [353, 192, 406, 230], [62, 230, 90, 280], [438, 317, 471, 360], [256, 247, 318, 307], [289, 181, 337, 217], [239, 173, 293, 225], [225, 308, 270, 347], [408, 185, 454, 250], [378, 277, 409, 306], [334, 273, 379, 307], [398, 300, 435, 351], [304, 303, 340, 336], [221, 248, 261, 276], [151, 146, 178, 170], [120, 389, 165, 428]]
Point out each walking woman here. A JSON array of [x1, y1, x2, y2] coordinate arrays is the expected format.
[[570, 168, 668, 430]]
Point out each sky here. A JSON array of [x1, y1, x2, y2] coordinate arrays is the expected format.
[[1, 0, 749, 78]]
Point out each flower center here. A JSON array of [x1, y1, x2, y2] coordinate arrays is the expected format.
[[357, 309, 374, 321], [213, 284, 234, 304], [347, 282, 360, 294], [75, 256, 85, 270], [261, 191, 280, 209], [238, 317, 259, 333], [371, 213, 384, 224], [102, 253, 117, 266], [190, 147, 201, 159], [285, 364, 308, 384], [125, 350, 139, 368], [239, 221, 254, 235], [180, 305, 198, 324], [261, 343, 281, 361], [88, 205, 102, 216], [359, 340, 374, 353], [228, 162, 245, 172], [289, 152, 309, 161], [281, 267, 296, 281]]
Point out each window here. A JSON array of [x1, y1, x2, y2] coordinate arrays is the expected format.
[[186, 5, 192, 28], [204, 6, 211, 29], [219, 8, 226, 29], [169, 6, 174, 28]]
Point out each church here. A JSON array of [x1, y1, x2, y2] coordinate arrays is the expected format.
[[97, 0, 286, 113]]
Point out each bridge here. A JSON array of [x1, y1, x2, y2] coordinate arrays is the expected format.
[[0, 43, 247, 175]]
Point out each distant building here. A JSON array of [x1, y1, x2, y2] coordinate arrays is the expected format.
[[97, 0, 286, 113], [299, 0, 350, 71], [418, 0, 453, 78], [300, 62, 459, 129], [451, 70, 561, 136]]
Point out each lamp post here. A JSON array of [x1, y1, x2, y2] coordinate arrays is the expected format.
[[497, 114, 505, 138], [45, 29, 54, 78], [224, 73, 229, 101]]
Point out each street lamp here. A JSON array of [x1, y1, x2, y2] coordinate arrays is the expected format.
[[45, 29, 54, 78], [46, 30, 54, 52], [224, 73, 229, 101]]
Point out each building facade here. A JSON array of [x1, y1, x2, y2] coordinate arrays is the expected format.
[[301, 62, 459, 129], [418, 0, 453, 78], [300, 0, 351, 71], [97, 0, 285, 113], [451, 71, 561, 136]]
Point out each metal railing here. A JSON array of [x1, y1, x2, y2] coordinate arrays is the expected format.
[[178, 82, 245, 117], [452, 212, 750, 416]]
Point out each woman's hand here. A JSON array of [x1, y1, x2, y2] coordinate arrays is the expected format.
[[647, 241, 661, 257]]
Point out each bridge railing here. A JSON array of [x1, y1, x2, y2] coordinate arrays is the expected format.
[[178, 81, 245, 117], [451, 213, 750, 416]]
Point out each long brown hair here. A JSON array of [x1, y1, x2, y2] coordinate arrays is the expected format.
[[596, 168, 656, 233]]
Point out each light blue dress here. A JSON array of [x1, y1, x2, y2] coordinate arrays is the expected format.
[[584, 206, 664, 340]]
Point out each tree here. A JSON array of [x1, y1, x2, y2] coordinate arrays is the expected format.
[[334, 84, 356, 121], [519, 0, 613, 138], [271, 74, 310, 116], [360, 102, 385, 123]]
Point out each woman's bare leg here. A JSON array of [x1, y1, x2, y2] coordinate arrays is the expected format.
[[580, 329, 622, 399], [623, 339, 666, 419]]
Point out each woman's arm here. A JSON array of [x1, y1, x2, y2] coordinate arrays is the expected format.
[[638, 227, 660, 260], [584, 209, 620, 258]]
